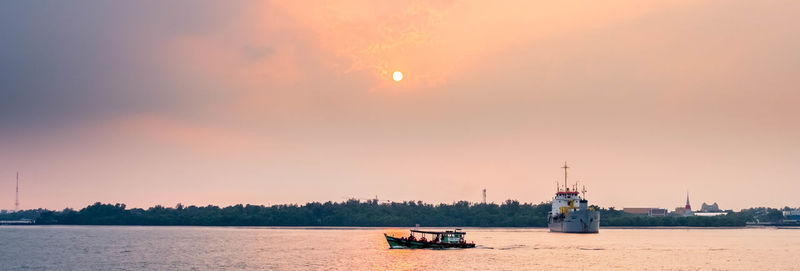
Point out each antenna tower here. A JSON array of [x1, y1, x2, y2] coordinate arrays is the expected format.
[[15, 171, 20, 212], [482, 188, 487, 204]]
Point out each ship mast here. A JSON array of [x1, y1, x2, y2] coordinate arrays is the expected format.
[[581, 185, 587, 199], [561, 162, 569, 191]]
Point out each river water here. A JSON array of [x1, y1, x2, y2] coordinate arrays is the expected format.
[[1, 226, 798, 270]]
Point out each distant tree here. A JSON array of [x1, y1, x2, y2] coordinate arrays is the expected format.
[[3, 200, 759, 227]]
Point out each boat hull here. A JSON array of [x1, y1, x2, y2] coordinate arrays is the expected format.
[[549, 209, 599, 233], [384, 234, 476, 249]]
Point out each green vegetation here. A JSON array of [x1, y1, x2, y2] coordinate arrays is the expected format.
[[598, 208, 748, 227], [0, 200, 791, 227]]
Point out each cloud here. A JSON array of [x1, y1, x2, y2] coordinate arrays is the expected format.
[[2, 1, 800, 209], [0, 1, 250, 129]]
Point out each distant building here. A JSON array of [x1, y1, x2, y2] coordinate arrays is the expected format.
[[649, 208, 668, 217], [623, 208, 651, 215], [694, 202, 726, 216], [700, 202, 721, 212], [623, 208, 668, 217], [684, 192, 693, 216], [667, 192, 699, 216], [0, 209, 7, 214], [784, 210, 800, 222], [671, 192, 695, 216], [694, 212, 726, 217]]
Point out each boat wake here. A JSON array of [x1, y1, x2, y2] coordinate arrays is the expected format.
[[478, 244, 526, 250], [496, 244, 526, 250]]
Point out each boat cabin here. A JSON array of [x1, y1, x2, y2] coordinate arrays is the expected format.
[[409, 229, 466, 244]]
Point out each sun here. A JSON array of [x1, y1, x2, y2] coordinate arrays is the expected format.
[[392, 71, 403, 82]]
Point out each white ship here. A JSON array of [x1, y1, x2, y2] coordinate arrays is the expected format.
[[547, 162, 599, 233]]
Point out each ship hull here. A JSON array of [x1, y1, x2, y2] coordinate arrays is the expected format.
[[549, 209, 600, 233], [384, 234, 476, 249]]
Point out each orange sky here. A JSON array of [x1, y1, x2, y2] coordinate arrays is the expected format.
[[1, 1, 799, 211]]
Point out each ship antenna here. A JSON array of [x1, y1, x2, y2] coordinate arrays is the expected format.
[[562, 161, 569, 192], [582, 185, 587, 199]]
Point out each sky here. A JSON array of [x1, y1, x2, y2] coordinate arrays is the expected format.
[[1, 1, 799, 211]]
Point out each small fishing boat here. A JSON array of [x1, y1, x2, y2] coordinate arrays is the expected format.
[[384, 229, 476, 249]]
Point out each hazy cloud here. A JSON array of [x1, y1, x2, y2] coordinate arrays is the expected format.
[[1, 1, 799, 210]]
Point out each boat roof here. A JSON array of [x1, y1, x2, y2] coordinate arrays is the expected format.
[[410, 229, 466, 235]]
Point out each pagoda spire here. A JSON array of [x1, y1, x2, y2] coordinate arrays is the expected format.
[[685, 191, 691, 211]]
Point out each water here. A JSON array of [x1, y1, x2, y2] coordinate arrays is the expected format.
[[1, 226, 799, 270]]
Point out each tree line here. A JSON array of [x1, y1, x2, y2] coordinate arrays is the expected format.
[[0, 200, 791, 227]]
